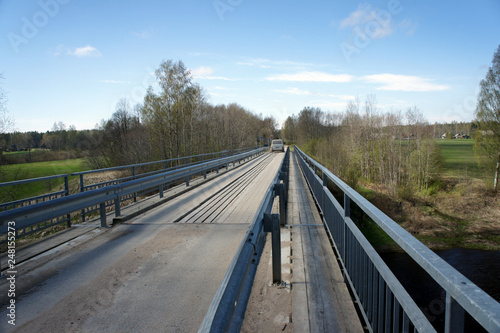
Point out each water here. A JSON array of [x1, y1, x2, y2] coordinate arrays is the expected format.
[[380, 248, 500, 332]]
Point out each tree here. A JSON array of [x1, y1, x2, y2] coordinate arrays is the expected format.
[[0, 73, 14, 136], [474, 44, 500, 191], [282, 115, 298, 144]]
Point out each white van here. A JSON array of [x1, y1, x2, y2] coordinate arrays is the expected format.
[[271, 139, 284, 152]]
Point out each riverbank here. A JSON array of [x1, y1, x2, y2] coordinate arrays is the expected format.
[[359, 177, 500, 252]]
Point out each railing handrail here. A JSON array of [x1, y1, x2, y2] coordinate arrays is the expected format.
[[0, 173, 69, 188], [294, 145, 500, 332], [71, 146, 258, 176], [0, 148, 264, 233]]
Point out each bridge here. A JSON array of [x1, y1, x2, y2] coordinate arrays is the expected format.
[[0, 147, 499, 332]]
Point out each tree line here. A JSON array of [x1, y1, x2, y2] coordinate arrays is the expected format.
[[282, 97, 454, 199], [0, 60, 279, 168]]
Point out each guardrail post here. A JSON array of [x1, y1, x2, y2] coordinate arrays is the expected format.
[[80, 174, 86, 222], [275, 183, 286, 227], [114, 197, 121, 217], [65, 175, 71, 227], [445, 292, 464, 333], [132, 166, 137, 202], [159, 184, 164, 198], [264, 213, 282, 283], [99, 203, 107, 227]]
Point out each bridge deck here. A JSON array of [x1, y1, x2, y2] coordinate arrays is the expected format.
[[0, 153, 284, 332], [0, 150, 365, 332]]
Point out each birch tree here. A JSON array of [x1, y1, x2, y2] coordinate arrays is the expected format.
[[474, 44, 500, 191]]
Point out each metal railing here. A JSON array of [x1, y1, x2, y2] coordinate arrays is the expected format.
[[294, 145, 500, 333], [199, 148, 290, 332], [72, 146, 260, 222], [0, 147, 260, 243], [0, 148, 264, 241], [0, 174, 72, 240]]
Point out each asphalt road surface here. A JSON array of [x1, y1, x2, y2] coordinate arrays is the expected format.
[[0, 152, 285, 332]]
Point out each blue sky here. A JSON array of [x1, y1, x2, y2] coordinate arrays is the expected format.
[[1, 0, 499, 132]]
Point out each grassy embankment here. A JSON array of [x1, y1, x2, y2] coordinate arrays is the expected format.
[[0, 157, 89, 202], [357, 139, 499, 251]]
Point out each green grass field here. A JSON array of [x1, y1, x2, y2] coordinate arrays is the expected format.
[[436, 139, 486, 179], [0, 158, 89, 203]]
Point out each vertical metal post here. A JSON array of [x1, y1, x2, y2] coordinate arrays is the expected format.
[[65, 175, 71, 227], [271, 214, 281, 283], [264, 213, 282, 284], [277, 184, 286, 226], [159, 184, 164, 198], [344, 193, 350, 266], [99, 203, 107, 227], [114, 197, 121, 217], [445, 292, 464, 333], [132, 166, 137, 202], [80, 174, 86, 222]]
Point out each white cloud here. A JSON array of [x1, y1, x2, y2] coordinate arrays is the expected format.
[[69, 45, 102, 57], [340, 3, 394, 40], [266, 71, 353, 83], [191, 66, 214, 76], [191, 66, 235, 81], [362, 74, 449, 92], [275, 87, 354, 100], [340, 3, 376, 28]]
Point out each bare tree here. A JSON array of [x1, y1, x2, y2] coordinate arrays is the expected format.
[[474, 44, 500, 191], [0, 73, 14, 135]]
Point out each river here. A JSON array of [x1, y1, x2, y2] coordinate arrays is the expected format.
[[380, 248, 500, 332]]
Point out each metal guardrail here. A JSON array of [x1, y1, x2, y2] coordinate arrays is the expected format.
[[0, 174, 70, 211], [199, 148, 290, 333], [294, 145, 500, 333], [72, 146, 260, 222], [0, 174, 71, 240], [0, 148, 265, 236]]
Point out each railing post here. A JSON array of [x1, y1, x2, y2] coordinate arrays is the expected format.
[[343, 193, 350, 264], [80, 174, 86, 222], [445, 292, 464, 333], [132, 166, 137, 202], [99, 203, 107, 227], [114, 197, 121, 217], [65, 175, 71, 227], [264, 213, 282, 283], [275, 183, 286, 226]]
